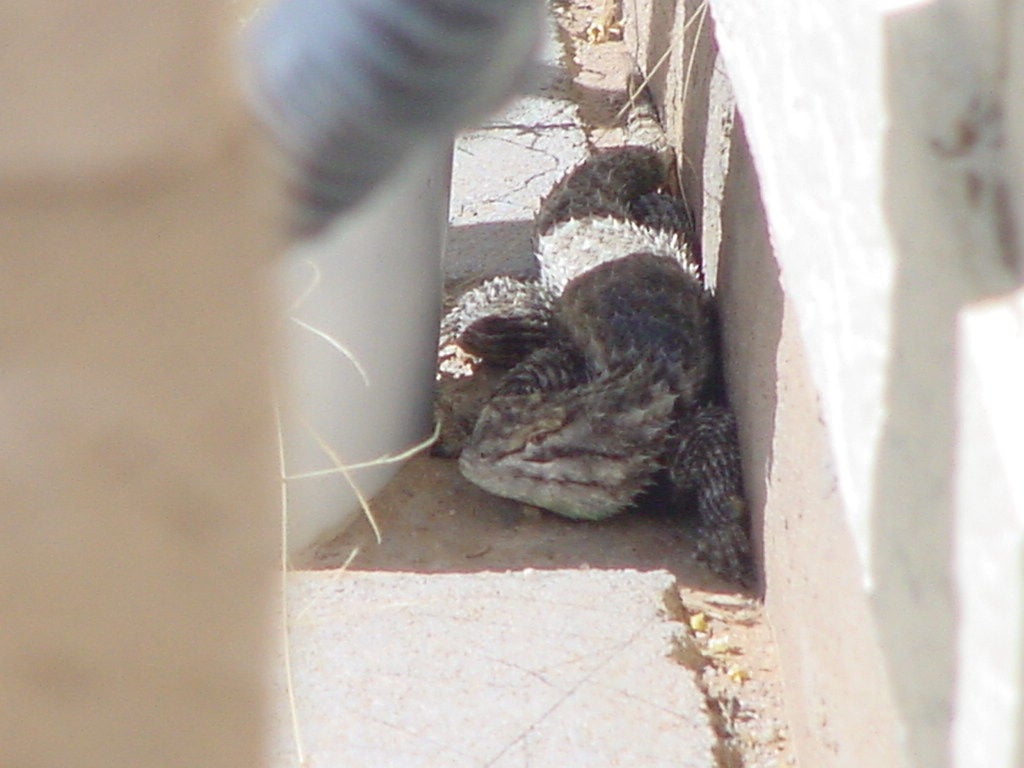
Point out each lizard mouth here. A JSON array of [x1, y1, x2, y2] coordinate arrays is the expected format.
[[458, 449, 631, 522]]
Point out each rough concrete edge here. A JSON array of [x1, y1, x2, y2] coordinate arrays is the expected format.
[[659, 573, 744, 768]]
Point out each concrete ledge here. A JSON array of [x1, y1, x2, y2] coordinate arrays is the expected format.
[[269, 569, 718, 767], [444, 15, 588, 280]]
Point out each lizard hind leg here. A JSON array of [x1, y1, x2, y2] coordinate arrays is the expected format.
[[440, 276, 555, 368], [669, 404, 755, 586]]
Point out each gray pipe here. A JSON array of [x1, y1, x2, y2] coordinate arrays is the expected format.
[[244, 0, 543, 234]]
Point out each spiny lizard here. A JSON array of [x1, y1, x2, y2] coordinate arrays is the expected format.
[[437, 144, 754, 585]]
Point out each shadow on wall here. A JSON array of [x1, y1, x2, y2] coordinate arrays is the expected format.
[[626, 0, 680, 106], [715, 112, 782, 583], [648, 1, 780, 584], [444, 219, 537, 282]]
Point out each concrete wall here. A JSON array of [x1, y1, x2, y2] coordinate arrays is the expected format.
[[278, 145, 451, 555], [0, 3, 279, 767], [624, 0, 1024, 766]]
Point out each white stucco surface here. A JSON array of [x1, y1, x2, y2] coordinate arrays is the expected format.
[[707, 0, 895, 581]]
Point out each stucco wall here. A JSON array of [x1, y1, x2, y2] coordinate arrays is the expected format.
[[623, 0, 1024, 766]]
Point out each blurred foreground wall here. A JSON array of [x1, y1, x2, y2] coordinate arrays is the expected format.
[[0, 3, 279, 766]]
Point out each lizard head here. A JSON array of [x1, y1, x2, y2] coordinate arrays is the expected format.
[[458, 372, 677, 521]]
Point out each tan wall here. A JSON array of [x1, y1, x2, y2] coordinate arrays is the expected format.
[[0, 3, 279, 767]]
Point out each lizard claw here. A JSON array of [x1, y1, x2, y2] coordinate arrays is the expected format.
[[695, 507, 755, 587]]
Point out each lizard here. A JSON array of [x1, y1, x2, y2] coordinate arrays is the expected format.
[[436, 139, 753, 586]]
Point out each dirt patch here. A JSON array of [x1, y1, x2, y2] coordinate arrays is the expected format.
[[302, 454, 795, 768]]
